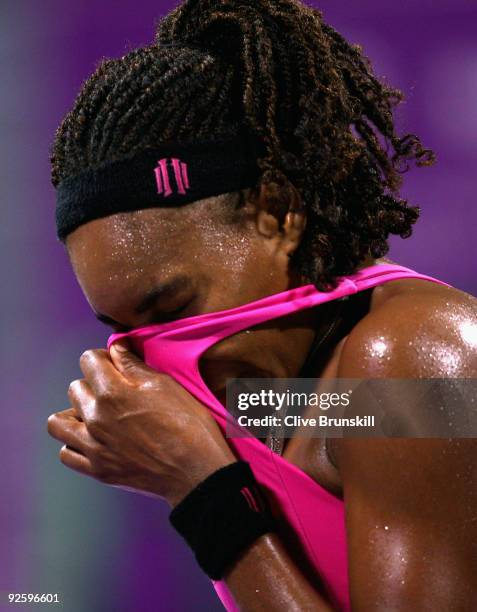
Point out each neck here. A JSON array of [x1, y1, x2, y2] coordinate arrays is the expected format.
[[293, 255, 379, 377]]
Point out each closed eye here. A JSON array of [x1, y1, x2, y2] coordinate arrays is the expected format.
[[104, 298, 195, 334], [161, 299, 194, 321]]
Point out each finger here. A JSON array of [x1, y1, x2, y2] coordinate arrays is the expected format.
[[78, 348, 122, 396], [59, 444, 94, 477], [66, 405, 83, 422], [48, 411, 93, 454], [108, 339, 155, 384], [54, 407, 83, 421], [47, 407, 83, 436], [66, 378, 96, 423]]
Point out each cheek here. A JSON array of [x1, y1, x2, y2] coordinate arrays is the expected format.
[[197, 230, 286, 304], [208, 254, 282, 312]]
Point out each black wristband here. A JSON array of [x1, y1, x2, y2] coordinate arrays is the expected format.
[[169, 461, 277, 580]]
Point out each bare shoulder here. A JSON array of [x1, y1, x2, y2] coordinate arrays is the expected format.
[[327, 266, 477, 492], [338, 264, 477, 378]]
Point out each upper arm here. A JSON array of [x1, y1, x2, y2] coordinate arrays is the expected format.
[[339, 437, 477, 610], [332, 290, 477, 610]]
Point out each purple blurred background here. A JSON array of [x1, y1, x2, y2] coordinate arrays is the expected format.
[[2, 0, 476, 610]]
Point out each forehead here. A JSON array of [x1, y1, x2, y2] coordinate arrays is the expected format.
[[64, 197, 248, 309], [66, 208, 188, 280], [66, 193, 244, 277]]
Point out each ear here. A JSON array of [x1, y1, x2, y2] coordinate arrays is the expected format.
[[281, 185, 307, 256], [246, 179, 307, 256]]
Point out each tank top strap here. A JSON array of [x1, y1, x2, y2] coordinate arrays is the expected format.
[[345, 262, 453, 291], [107, 263, 453, 352], [201, 263, 453, 344]]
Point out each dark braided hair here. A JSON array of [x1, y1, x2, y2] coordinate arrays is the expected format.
[[50, 0, 435, 291]]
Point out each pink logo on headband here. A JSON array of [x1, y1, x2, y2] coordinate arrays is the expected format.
[[154, 158, 190, 197]]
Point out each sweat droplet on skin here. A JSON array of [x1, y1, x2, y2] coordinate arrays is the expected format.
[[370, 337, 388, 358], [459, 320, 477, 348], [359, 293, 477, 378]]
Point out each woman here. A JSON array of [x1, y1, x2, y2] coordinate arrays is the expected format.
[[47, 0, 477, 610]]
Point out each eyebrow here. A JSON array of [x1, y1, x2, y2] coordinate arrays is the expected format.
[[94, 276, 191, 329]]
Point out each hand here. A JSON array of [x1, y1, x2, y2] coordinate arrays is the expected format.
[[47, 341, 237, 508]]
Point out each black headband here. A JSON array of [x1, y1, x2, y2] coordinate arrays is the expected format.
[[55, 133, 267, 241]]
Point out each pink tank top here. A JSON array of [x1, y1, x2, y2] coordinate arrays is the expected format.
[[107, 263, 453, 611]]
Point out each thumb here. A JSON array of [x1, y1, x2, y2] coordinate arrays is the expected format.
[[109, 340, 151, 383]]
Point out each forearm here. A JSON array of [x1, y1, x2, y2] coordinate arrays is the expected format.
[[167, 452, 335, 610], [222, 532, 334, 612]]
